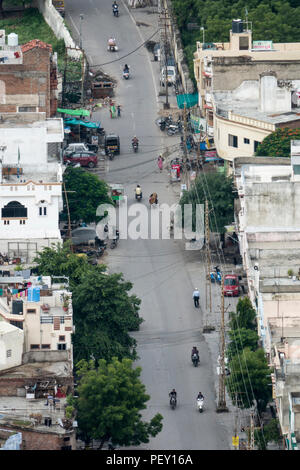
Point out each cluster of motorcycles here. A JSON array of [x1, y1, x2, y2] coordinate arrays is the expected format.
[[157, 115, 183, 136]]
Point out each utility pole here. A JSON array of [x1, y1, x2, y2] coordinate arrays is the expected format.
[[63, 182, 73, 252], [248, 411, 255, 450], [79, 14, 84, 50], [233, 393, 239, 450], [182, 103, 189, 190], [205, 199, 211, 312], [159, 8, 171, 109], [81, 50, 85, 106], [217, 276, 229, 412]]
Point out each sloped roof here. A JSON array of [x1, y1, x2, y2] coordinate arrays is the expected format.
[[21, 39, 52, 54]]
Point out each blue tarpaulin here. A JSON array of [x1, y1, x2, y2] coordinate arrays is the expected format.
[[64, 119, 101, 128], [176, 93, 198, 109]]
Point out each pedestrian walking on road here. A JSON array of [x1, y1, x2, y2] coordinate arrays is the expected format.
[[157, 155, 163, 172], [117, 105, 121, 117], [193, 288, 200, 308]]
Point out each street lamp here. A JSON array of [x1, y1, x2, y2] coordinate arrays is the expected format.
[[79, 14, 84, 50], [200, 26, 205, 45]]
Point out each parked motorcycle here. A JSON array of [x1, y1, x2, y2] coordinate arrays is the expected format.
[[110, 229, 120, 249], [197, 398, 204, 413], [192, 353, 199, 367], [170, 396, 177, 410], [167, 124, 181, 136]]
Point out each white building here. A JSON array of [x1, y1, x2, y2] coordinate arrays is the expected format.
[[0, 115, 64, 261], [0, 321, 23, 371]]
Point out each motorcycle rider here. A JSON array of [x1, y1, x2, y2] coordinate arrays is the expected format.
[[191, 346, 199, 361], [169, 389, 177, 404], [123, 64, 129, 73], [193, 288, 200, 308], [197, 392, 204, 400], [135, 184, 142, 199], [132, 136, 139, 149], [112, 2, 118, 12]]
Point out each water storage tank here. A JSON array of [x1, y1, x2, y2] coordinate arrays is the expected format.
[[232, 19, 243, 34], [27, 287, 40, 302], [7, 33, 18, 47]]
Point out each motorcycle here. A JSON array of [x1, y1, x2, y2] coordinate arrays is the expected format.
[[197, 398, 204, 413], [107, 39, 118, 52], [132, 141, 138, 153], [135, 192, 142, 202], [113, 5, 119, 16], [167, 124, 181, 136], [170, 396, 177, 410], [192, 353, 199, 367], [123, 70, 129, 80], [110, 230, 119, 249], [108, 151, 115, 161]]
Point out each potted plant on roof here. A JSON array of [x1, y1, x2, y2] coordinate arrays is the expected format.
[[62, 294, 69, 312], [288, 269, 294, 279]]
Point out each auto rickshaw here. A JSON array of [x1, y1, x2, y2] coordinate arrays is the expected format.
[[110, 184, 124, 205]]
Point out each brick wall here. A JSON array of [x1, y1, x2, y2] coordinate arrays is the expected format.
[[0, 424, 76, 450]]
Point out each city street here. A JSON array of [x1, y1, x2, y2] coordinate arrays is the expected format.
[[65, 0, 238, 450]]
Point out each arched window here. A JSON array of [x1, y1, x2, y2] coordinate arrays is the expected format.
[[2, 201, 27, 218]]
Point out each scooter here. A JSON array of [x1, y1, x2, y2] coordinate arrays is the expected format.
[[110, 230, 119, 249], [197, 398, 204, 413], [170, 396, 177, 410], [123, 68, 130, 80], [135, 192, 142, 202], [108, 151, 114, 161], [192, 353, 199, 367], [132, 142, 138, 153], [113, 5, 119, 16]]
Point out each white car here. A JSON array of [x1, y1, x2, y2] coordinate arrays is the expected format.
[[160, 66, 176, 86]]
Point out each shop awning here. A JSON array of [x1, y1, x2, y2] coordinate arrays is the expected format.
[[57, 108, 90, 117], [64, 119, 101, 128], [176, 93, 198, 109]]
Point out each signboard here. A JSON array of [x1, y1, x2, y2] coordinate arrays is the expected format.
[[232, 436, 239, 447], [252, 40, 273, 51], [190, 114, 207, 134]]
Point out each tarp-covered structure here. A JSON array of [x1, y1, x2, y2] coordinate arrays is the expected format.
[[176, 93, 198, 109], [57, 108, 90, 117]]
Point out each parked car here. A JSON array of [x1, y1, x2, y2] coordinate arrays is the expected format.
[[105, 134, 120, 155], [63, 142, 98, 157], [223, 274, 240, 297], [160, 66, 176, 86], [153, 43, 161, 61], [63, 151, 98, 168], [167, 56, 176, 67]]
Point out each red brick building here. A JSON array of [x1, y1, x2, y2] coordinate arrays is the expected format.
[[0, 38, 58, 117]]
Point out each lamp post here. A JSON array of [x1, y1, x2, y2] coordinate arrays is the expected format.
[[200, 26, 205, 45], [79, 14, 84, 50]]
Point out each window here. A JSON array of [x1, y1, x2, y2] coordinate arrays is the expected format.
[[60, 317, 65, 324], [239, 37, 249, 50], [57, 343, 66, 351], [59, 335, 65, 341], [4, 220, 9, 225], [39, 206, 47, 216], [244, 138, 250, 145], [27, 308, 36, 314], [18, 106, 36, 112], [2, 201, 27, 218], [20, 220, 25, 225], [40, 316, 53, 324], [6, 349, 12, 358], [30, 344, 40, 349], [10, 320, 23, 329], [41, 344, 50, 349], [254, 140, 260, 152], [228, 134, 238, 148]]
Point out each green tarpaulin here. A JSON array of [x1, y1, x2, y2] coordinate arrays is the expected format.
[[64, 119, 100, 128], [57, 108, 90, 117], [176, 93, 198, 109]]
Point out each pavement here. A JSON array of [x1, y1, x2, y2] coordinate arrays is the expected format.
[[65, 0, 246, 450]]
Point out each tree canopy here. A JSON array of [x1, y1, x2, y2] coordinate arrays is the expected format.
[[62, 167, 112, 224], [255, 128, 300, 158], [171, 0, 300, 79], [180, 172, 234, 233], [71, 358, 163, 449], [34, 243, 143, 364], [229, 297, 257, 331]]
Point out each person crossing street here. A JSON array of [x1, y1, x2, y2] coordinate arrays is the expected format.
[[193, 288, 200, 308]]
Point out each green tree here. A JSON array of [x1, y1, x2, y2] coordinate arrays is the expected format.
[[255, 128, 300, 158], [227, 327, 259, 359], [227, 348, 272, 413], [72, 268, 142, 364], [71, 358, 163, 449], [254, 418, 282, 450], [229, 297, 257, 331], [62, 167, 112, 224], [180, 172, 234, 234]]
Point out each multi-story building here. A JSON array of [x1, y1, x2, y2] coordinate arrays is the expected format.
[[193, 20, 300, 162], [233, 155, 300, 448], [0, 275, 75, 450], [0, 115, 64, 261], [0, 34, 58, 117]]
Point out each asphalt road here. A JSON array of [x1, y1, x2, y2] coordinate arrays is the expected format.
[[65, 0, 231, 450]]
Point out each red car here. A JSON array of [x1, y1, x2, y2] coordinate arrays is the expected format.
[[223, 274, 240, 297], [63, 151, 98, 168]]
